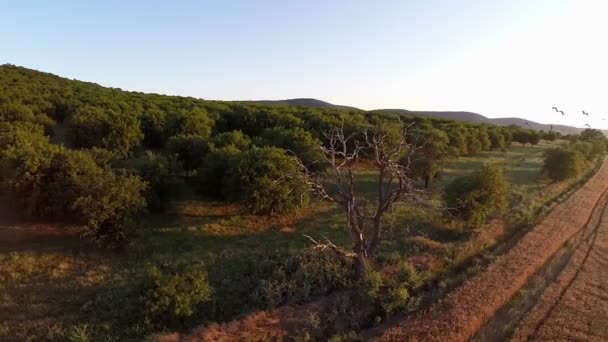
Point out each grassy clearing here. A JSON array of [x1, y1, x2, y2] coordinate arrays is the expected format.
[[0, 140, 575, 341]]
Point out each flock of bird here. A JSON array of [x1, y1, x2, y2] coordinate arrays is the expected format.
[[548, 106, 602, 129]]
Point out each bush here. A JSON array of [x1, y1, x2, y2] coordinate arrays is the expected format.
[[1, 126, 146, 246], [66, 106, 143, 157], [135, 151, 182, 212], [256, 127, 325, 170], [166, 134, 210, 173], [223, 146, 310, 214], [196, 145, 241, 198], [444, 163, 510, 227], [212, 130, 251, 150], [543, 147, 584, 181], [143, 263, 213, 328], [165, 107, 214, 139]]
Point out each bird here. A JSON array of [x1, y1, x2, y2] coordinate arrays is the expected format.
[[552, 107, 558, 112], [559, 110, 565, 115], [582, 111, 589, 116], [585, 124, 591, 128]]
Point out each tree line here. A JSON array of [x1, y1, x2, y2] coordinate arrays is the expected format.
[[0, 64, 591, 247]]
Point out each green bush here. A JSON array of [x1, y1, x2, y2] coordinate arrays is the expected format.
[[143, 263, 213, 327], [66, 106, 143, 158], [166, 134, 210, 173], [543, 147, 584, 181], [196, 145, 242, 199], [256, 127, 325, 170], [212, 130, 251, 150], [134, 151, 182, 212], [223, 146, 310, 214], [444, 163, 510, 227]]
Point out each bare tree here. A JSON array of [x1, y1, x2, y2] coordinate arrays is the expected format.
[[295, 121, 424, 279]]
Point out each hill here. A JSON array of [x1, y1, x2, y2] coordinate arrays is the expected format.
[[245, 101, 591, 135], [239, 98, 360, 111]]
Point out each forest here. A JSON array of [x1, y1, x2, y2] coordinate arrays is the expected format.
[[1, 64, 606, 340]]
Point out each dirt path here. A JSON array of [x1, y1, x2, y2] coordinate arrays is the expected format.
[[509, 191, 608, 341], [372, 161, 608, 341]]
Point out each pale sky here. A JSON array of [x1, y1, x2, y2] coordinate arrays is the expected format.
[[2, 0, 607, 128]]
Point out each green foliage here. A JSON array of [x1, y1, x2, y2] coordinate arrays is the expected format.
[[143, 263, 213, 327], [407, 126, 449, 187], [165, 107, 214, 139], [212, 130, 251, 150], [66, 106, 143, 157], [134, 151, 182, 212], [543, 147, 584, 181], [354, 269, 415, 319], [256, 127, 325, 170], [488, 128, 506, 150], [166, 134, 210, 173], [444, 163, 510, 227], [196, 145, 241, 198], [141, 109, 167, 148], [224, 146, 309, 214]]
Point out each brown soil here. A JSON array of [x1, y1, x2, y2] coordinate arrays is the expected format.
[[512, 189, 608, 340], [370, 161, 608, 341]]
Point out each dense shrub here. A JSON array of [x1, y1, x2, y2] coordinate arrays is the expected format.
[[207, 250, 355, 321], [140, 109, 167, 148], [166, 134, 210, 173], [256, 127, 325, 170], [444, 163, 510, 227], [196, 145, 241, 198], [165, 108, 214, 139], [543, 147, 584, 181], [143, 263, 213, 327], [223, 146, 310, 214], [212, 130, 251, 150], [66, 106, 143, 157], [1, 123, 146, 246], [134, 151, 182, 212]]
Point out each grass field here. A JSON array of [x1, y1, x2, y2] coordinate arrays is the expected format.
[[0, 140, 575, 341]]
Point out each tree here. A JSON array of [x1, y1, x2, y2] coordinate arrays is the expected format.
[[444, 163, 510, 227], [488, 129, 506, 151], [141, 109, 168, 148], [543, 147, 583, 181], [297, 122, 423, 279], [224, 146, 309, 215], [212, 130, 251, 150], [167, 134, 210, 174], [256, 127, 326, 171], [528, 131, 541, 145], [407, 127, 449, 188], [196, 145, 242, 198], [135, 151, 182, 212], [66, 106, 143, 157], [165, 108, 214, 139]]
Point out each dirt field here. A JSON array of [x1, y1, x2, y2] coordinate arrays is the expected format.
[[372, 160, 608, 341], [510, 190, 608, 340]]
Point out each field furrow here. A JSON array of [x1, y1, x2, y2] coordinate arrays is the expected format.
[[373, 161, 608, 342]]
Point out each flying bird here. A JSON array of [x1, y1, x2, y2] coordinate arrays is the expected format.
[[552, 107, 558, 112], [559, 110, 565, 115], [582, 111, 589, 116], [585, 124, 591, 128]]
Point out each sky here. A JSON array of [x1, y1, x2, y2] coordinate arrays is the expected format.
[[2, 0, 608, 128]]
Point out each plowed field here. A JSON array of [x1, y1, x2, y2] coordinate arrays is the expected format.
[[374, 161, 608, 341]]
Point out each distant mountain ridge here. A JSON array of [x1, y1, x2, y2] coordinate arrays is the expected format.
[[247, 98, 594, 135], [238, 98, 360, 111]]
